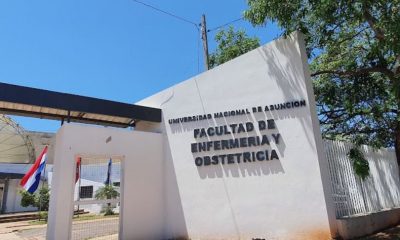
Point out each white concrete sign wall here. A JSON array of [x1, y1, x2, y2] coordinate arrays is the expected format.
[[136, 32, 336, 239]]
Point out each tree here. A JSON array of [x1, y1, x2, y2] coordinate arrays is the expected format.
[[94, 185, 119, 215], [20, 186, 50, 211], [244, 0, 400, 165], [209, 26, 260, 69], [20, 190, 36, 208]]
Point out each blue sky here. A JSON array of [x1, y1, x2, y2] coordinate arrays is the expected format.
[[0, 0, 281, 132]]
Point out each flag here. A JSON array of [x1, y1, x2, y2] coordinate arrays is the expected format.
[[20, 146, 48, 194], [75, 157, 81, 183], [105, 158, 112, 185]]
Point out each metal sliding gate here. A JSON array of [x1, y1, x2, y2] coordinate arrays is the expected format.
[[71, 155, 123, 240]]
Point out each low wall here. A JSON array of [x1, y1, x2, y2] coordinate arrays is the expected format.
[[337, 208, 400, 239]]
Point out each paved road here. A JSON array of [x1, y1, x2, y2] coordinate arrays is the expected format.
[[71, 218, 119, 240], [15, 218, 119, 240], [7, 219, 400, 239]]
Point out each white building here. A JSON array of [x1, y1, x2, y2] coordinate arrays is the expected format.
[[0, 126, 54, 214], [0, 163, 49, 213], [49, 163, 121, 214]]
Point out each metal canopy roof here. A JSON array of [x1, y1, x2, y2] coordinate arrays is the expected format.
[[0, 115, 36, 164], [0, 82, 162, 127]]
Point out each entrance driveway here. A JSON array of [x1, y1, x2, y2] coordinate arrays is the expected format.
[[2, 220, 399, 239], [0, 217, 119, 240]]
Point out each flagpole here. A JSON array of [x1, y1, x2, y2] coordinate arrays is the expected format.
[[38, 145, 48, 222], [77, 157, 81, 218], [38, 163, 46, 221]]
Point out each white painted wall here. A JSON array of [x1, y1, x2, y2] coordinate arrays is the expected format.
[[49, 165, 122, 215], [4, 179, 37, 213], [73, 178, 111, 214], [136, 32, 336, 239], [27, 131, 56, 164], [0, 163, 51, 213], [47, 124, 164, 240]]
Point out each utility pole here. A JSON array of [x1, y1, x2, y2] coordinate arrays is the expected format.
[[201, 14, 210, 71]]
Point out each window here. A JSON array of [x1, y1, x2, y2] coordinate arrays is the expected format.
[[113, 182, 120, 187], [79, 186, 93, 199]]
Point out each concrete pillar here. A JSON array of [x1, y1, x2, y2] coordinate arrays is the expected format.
[[1, 178, 9, 214]]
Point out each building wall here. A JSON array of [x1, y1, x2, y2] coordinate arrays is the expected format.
[[27, 131, 55, 164], [136, 32, 336, 239], [49, 166, 121, 214], [4, 179, 37, 213], [73, 179, 111, 214], [0, 163, 52, 214], [0, 131, 55, 214]]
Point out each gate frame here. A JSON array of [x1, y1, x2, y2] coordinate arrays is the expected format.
[[71, 154, 125, 240], [47, 124, 164, 240]]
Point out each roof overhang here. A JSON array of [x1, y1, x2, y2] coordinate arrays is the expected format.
[[0, 82, 162, 127], [0, 172, 24, 179]]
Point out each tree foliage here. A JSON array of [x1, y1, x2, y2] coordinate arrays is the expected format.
[[348, 147, 370, 180], [94, 184, 119, 200], [95, 185, 119, 215], [20, 190, 36, 208], [20, 186, 50, 211], [209, 26, 260, 69], [244, 0, 400, 163]]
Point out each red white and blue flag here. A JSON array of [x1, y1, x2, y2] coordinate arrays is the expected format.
[[75, 157, 81, 183], [105, 158, 112, 185], [20, 146, 48, 194]]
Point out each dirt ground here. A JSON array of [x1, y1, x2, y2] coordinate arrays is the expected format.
[[0, 220, 46, 240], [357, 224, 400, 239], [0, 218, 119, 240], [1, 220, 400, 239]]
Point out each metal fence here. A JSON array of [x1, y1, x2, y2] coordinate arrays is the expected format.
[[324, 140, 400, 218], [72, 155, 122, 240]]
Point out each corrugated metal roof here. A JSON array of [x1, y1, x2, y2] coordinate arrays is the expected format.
[[0, 116, 35, 164]]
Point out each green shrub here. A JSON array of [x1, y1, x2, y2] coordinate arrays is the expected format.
[[95, 185, 119, 216], [19, 186, 50, 211]]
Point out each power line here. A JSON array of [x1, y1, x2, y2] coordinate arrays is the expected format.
[[130, 0, 203, 72], [130, 0, 243, 32], [207, 17, 243, 32], [129, 1, 244, 72], [131, 0, 199, 28]]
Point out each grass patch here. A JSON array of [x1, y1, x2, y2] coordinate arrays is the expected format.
[[28, 220, 47, 225], [28, 213, 119, 225], [72, 213, 119, 222], [27, 211, 48, 225]]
